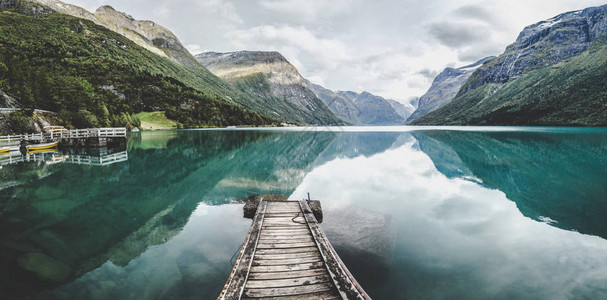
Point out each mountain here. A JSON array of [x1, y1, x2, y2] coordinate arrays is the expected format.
[[307, 82, 413, 125], [343, 91, 408, 125], [413, 5, 607, 126], [196, 51, 343, 125], [386, 99, 415, 121], [27, 0, 250, 104], [406, 57, 493, 122], [31, 0, 198, 66], [0, 1, 277, 130], [306, 81, 362, 125]]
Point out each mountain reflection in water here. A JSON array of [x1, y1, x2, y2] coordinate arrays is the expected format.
[[0, 128, 605, 299], [414, 130, 607, 239]]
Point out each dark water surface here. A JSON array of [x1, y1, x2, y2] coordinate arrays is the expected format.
[[1, 127, 606, 299]]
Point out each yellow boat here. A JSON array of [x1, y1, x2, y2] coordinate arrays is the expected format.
[[27, 148, 59, 154], [26, 142, 58, 151], [0, 147, 9, 153]]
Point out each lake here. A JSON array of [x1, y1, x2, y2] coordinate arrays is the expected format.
[[1, 127, 606, 299]]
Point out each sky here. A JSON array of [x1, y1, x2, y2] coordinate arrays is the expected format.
[[65, 0, 606, 103]]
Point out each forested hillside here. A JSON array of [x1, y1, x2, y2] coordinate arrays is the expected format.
[[0, 4, 278, 131]]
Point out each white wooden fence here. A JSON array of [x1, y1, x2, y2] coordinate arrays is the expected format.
[[49, 128, 127, 139], [0, 150, 128, 167], [0, 133, 44, 144], [0, 128, 127, 144], [62, 151, 129, 166]]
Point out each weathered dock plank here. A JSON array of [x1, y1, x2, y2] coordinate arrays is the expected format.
[[256, 242, 318, 249], [218, 201, 268, 299], [245, 275, 331, 288], [259, 234, 313, 241], [298, 201, 370, 300], [254, 251, 320, 260], [252, 256, 323, 266], [243, 282, 335, 298], [250, 261, 326, 273], [217, 200, 370, 300], [254, 246, 318, 255], [242, 291, 340, 300], [247, 269, 327, 280]]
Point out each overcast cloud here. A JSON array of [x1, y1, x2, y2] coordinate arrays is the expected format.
[[65, 0, 606, 102]]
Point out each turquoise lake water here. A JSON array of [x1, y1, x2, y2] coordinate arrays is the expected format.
[[1, 127, 606, 299]]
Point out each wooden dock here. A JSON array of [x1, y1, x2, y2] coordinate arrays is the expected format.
[[0, 149, 128, 167], [218, 200, 370, 300], [0, 127, 126, 148]]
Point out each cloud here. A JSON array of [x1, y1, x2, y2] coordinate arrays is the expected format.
[[195, 0, 242, 23], [452, 4, 504, 28], [185, 44, 203, 55], [226, 25, 351, 71], [152, 1, 171, 18], [306, 75, 326, 87], [291, 139, 607, 299], [407, 77, 429, 89], [259, 0, 357, 21], [417, 68, 439, 81], [457, 44, 503, 61], [427, 21, 491, 48]]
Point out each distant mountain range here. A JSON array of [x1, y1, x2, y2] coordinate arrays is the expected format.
[[306, 81, 414, 125], [1, 0, 606, 130], [196, 51, 418, 126], [407, 57, 493, 122], [412, 5, 607, 126]]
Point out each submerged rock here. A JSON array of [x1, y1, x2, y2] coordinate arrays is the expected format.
[[18, 252, 71, 281], [323, 206, 395, 268]]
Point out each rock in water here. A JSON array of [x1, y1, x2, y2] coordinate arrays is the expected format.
[[18, 252, 72, 281], [322, 206, 395, 268]]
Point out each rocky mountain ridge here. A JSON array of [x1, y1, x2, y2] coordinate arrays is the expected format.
[[413, 4, 607, 126], [407, 56, 493, 122], [461, 5, 607, 93], [196, 51, 343, 125], [31, 0, 198, 66], [305, 81, 362, 125], [341, 91, 410, 125], [387, 99, 415, 121], [307, 81, 414, 125]]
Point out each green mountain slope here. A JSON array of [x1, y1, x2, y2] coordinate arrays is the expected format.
[[0, 4, 277, 129], [196, 51, 344, 125], [413, 42, 607, 126], [413, 5, 607, 126], [232, 73, 342, 125]]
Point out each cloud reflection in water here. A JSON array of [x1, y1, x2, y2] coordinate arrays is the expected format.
[[292, 134, 607, 299]]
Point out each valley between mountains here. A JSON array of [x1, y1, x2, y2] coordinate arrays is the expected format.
[[1, 0, 607, 134]]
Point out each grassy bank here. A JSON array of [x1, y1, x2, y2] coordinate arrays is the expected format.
[[134, 112, 177, 130]]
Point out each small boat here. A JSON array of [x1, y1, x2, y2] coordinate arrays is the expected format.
[[0, 147, 9, 153], [27, 148, 59, 154], [26, 142, 58, 151]]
